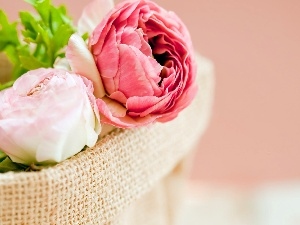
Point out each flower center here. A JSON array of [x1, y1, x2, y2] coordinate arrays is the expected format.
[[27, 78, 51, 96]]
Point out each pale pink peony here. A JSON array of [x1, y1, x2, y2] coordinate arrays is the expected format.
[[0, 68, 101, 165], [67, 0, 197, 128]]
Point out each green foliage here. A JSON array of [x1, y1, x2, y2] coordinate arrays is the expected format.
[[0, 0, 76, 90], [0, 150, 27, 173], [0, 11, 20, 50], [0, 150, 7, 161], [0, 157, 24, 173]]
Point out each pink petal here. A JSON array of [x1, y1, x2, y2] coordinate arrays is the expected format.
[[109, 91, 127, 104], [89, 0, 140, 48], [118, 44, 162, 97], [77, 0, 114, 35], [13, 68, 53, 96], [101, 96, 127, 118], [97, 26, 119, 79], [157, 83, 198, 123], [66, 34, 106, 98], [136, 28, 152, 56], [121, 27, 142, 49], [96, 98, 157, 128], [126, 96, 160, 113], [139, 94, 173, 117]]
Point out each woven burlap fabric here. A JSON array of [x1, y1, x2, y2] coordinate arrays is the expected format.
[[112, 157, 190, 225], [0, 55, 214, 225]]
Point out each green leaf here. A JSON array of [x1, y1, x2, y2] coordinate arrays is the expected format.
[[24, 0, 38, 4], [49, 6, 63, 33], [0, 0, 76, 90], [20, 11, 52, 43], [0, 157, 25, 173], [0, 150, 7, 161], [19, 55, 48, 70], [0, 10, 20, 50], [5, 45, 30, 79], [25, 0, 51, 25], [19, 11, 37, 33], [82, 32, 89, 41], [52, 24, 74, 53], [0, 10, 20, 72], [0, 80, 15, 91]]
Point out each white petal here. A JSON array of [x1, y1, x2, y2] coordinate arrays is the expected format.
[[77, 0, 114, 35], [66, 34, 106, 98], [53, 57, 70, 70]]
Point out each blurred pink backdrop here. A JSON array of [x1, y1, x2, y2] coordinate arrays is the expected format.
[[1, 0, 300, 185]]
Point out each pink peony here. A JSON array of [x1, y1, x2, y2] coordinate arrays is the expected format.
[[67, 0, 197, 128], [0, 69, 101, 165]]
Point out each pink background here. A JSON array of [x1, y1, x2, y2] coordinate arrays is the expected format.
[[1, 0, 300, 185]]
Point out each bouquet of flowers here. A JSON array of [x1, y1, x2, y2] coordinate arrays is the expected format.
[[0, 0, 198, 172], [0, 0, 214, 224]]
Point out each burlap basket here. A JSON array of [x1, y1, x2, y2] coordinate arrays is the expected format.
[[0, 53, 214, 225]]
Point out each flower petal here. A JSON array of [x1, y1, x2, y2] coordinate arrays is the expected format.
[[96, 98, 157, 128], [78, 0, 114, 35], [66, 34, 106, 98], [109, 91, 127, 104], [117, 44, 162, 97], [0, 69, 101, 165], [53, 57, 70, 70], [101, 96, 127, 118], [89, 0, 198, 126]]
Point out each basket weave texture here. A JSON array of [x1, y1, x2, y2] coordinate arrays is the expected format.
[[0, 55, 214, 225]]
